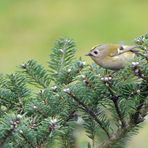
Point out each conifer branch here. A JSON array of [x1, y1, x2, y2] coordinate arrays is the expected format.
[[36, 110, 77, 147], [21, 60, 50, 88], [20, 133, 36, 148], [131, 83, 148, 124], [66, 91, 110, 138], [49, 38, 76, 82], [0, 125, 15, 147], [132, 64, 148, 82], [0, 117, 21, 147], [97, 106, 148, 148], [0, 35, 148, 147], [105, 81, 126, 128], [61, 110, 76, 126]]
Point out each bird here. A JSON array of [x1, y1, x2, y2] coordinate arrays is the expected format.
[[86, 44, 137, 70]]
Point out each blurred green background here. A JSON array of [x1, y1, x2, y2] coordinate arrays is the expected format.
[[0, 0, 148, 147]]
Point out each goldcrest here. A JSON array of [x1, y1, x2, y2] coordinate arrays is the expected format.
[[86, 44, 136, 70]]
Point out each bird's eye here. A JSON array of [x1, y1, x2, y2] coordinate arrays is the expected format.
[[94, 51, 98, 54], [119, 46, 124, 50]]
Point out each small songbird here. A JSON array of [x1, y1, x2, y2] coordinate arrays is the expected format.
[[86, 44, 137, 70]]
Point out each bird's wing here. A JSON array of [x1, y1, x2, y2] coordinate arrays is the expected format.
[[109, 52, 118, 57], [109, 48, 120, 57], [110, 46, 138, 57]]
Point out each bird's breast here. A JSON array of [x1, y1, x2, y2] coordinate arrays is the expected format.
[[93, 52, 135, 70]]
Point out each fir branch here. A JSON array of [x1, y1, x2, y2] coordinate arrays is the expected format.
[[97, 108, 147, 148], [104, 80, 126, 128], [1, 36, 148, 147], [131, 84, 148, 124], [60, 110, 77, 127], [131, 97, 145, 124], [65, 91, 110, 138], [35, 110, 77, 147], [134, 34, 148, 61], [0, 73, 30, 112], [132, 64, 148, 82], [20, 132, 36, 148], [49, 38, 76, 82], [97, 126, 131, 148], [34, 106, 49, 118], [0, 116, 21, 147], [21, 60, 51, 88], [134, 50, 148, 61], [0, 125, 15, 147]]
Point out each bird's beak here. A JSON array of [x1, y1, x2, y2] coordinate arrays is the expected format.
[[85, 53, 93, 56]]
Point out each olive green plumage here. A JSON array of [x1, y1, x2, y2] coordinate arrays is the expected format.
[[86, 44, 136, 70]]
